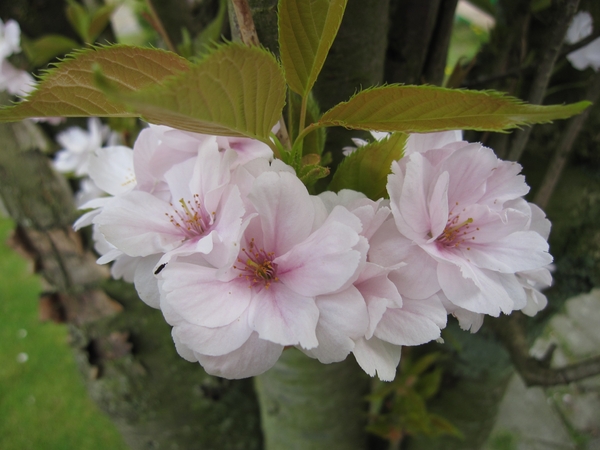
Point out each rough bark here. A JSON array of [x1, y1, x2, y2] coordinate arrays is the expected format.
[[421, 0, 458, 86], [311, 0, 391, 168], [386, 0, 442, 85], [0, 120, 263, 450], [229, 0, 280, 55]]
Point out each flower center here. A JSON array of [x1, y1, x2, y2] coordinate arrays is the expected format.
[[436, 213, 477, 249], [233, 238, 279, 289], [165, 195, 213, 238]]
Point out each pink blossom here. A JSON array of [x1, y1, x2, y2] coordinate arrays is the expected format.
[[94, 129, 249, 269], [312, 190, 447, 381], [77, 126, 274, 310], [387, 132, 552, 323], [158, 171, 365, 378]]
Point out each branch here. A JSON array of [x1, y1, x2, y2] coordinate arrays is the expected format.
[[145, 0, 178, 53], [534, 70, 600, 209], [490, 314, 600, 387], [385, 0, 441, 85], [230, 0, 261, 46], [508, 0, 581, 161], [560, 29, 600, 59], [422, 0, 459, 86]]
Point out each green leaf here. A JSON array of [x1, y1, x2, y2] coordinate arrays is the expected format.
[[306, 85, 592, 135], [0, 45, 191, 121], [177, 28, 194, 58], [406, 352, 441, 377], [88, 3, 118, 42], [415, 368, 442, 400], [98, 43, 286, 142], [21, 35, 80, 66], [194, 0, 228, 55], [298, 162, 329, 187], [66, 0, 90, 42], [329, 132, 407, 200], [428, 414, 464, 439], [278, 0, 348, 96]]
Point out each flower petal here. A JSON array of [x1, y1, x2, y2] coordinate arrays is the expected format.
[[133, 254, 162, 308], [248, 284, 319, 349], [374, 295, 446, 346], [276, 216, 362, 297], [161, 262, 252, 328], [95, 191, 185, 256], [352, 337, 401, 381], [196, 332, 283, 379], [302, 286, 368, 363], [172, 311, 253, 356]]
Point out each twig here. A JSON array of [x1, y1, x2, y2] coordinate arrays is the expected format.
[[144, 0, 177, 53], [230, 0, 261, 46], [561, 29, 600, 59], [490, 313, 600, 387], [508, 0, 580, 162], [534, 71, 600, 210]]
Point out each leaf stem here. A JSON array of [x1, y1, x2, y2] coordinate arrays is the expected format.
[[265, 137, 282, 160], [296, 122, 320, 144], [145, 0, 177, 53], [298, 95, 308, 135]]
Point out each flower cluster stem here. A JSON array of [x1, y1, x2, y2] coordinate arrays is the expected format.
[[254, 348, 370, 450]]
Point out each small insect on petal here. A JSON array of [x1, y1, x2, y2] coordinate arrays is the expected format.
[[154, 263, 167, 275]]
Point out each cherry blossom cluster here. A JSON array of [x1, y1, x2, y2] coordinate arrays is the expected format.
[[75, 125, 552, 381]]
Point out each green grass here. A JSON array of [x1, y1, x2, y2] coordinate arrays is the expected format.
[[0, 216, 128, 450]]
